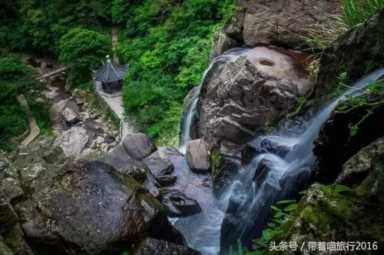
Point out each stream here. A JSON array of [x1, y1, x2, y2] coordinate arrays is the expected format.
[[178, 49, 384, 255]]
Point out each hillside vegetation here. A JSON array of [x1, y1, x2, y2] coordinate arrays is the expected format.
[[116, 0, 234, 144]]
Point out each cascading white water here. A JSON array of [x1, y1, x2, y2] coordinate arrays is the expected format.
[[179, 48, 254, 154], [219, 68, 384, 251], [179, 87, 200, 153], [177, 62, 384, 254]]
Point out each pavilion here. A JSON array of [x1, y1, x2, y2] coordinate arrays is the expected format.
[[95, 55, 128, 94]]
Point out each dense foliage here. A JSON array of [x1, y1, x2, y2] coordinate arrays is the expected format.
[[59, 28, 111, 87], [0, 55, 40, 150], [342, 0, 384, 27], [117, 0, 234, 143], [0, 0, 111, 55]]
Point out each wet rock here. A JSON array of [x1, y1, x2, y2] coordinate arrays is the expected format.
[[122, 133, 156, 160], [258, 138, 292, 157], [253, 159, 271, 186], [338, 137, 384, 186], [211, 153, 242, 194], [180, 87, 200, 147], [134, 238, 200, 255], [186, 139, 210, 173], [314, 90, 384, 183], [223, 0, 341, 49], [143, 152, 174, 177], [315, 9, 384, 97], [141, 150, 177, 187], [104, 144, 139, 173], [55, 126, 89, 157], [197, 47, 313, 152], [159, 189, 201, 217]]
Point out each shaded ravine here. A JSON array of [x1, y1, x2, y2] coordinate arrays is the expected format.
[[177, 49, 384, 254]]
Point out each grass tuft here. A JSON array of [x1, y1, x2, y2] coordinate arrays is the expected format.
[[342, 0, 384, 27]]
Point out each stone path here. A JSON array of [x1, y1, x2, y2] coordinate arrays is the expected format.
[[17, 94, 40, 146], [94, 81, 135, 139]]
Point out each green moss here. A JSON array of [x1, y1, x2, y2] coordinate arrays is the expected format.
[[210, 149, 223, 179], [335, 80, 384, 137]]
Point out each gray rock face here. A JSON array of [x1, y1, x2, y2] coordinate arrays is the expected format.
[[123, 133, 156, 160], [338, 138, 384, 185], [211, 31, 239, 58], [315, 9, 384, 97], [186, 139, 210, 173], [62, 107, 79, 125], [104, 143, 145, 175], [159, 189, 201, 217], [197, 47, 314, 151], [144, 152, 176, 187], [55, 126, 89, 157], [224, 0, 341, 49], [16, 160, 170, 255], [134, 238, 200, 255]]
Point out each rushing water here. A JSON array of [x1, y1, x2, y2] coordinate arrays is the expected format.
[[179, 48, 255, 153], [178, 48, 384, 254]]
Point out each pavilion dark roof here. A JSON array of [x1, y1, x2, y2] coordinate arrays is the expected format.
[[95, 57, 128, 83]]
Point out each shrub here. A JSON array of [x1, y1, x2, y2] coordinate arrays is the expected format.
[[0, 55, 39, 150], [59, 28, 111, 87], [118, 0, 234, 143], [342, 0, 384, 27]]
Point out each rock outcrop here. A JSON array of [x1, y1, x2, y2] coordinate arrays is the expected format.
[[186, 139, 210, 173], [134, 238, 200, 255], [123, 133, 156, 160], [0, 138, 198, 255], [222, 0, 341, 49], [315, 9, 384, 97], [338, 138, 384, 185], [314, 83, 384, 183], [197, 47, 314, 152], [264, 136, 384, 255]]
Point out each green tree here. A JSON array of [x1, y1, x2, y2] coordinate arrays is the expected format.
[[118, 0, 234, 142], [0, 55, 38, 150], [59, 28, 111, 87]]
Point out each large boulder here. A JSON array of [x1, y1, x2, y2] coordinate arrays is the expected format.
[[0, 139, 188, 255], [16, 160, 173, 255], [134, 238, 200, 255], [338, 138, 384, 185], [143, 152, 176, 187], [186, 139, 210, 173], [315, 9, 384, 97], [122, 133, 156, 160], [197, 47, 314, 152], [261, 139, 384, 255], [54, 126, 89, 157], [223, 0, 341, 49]]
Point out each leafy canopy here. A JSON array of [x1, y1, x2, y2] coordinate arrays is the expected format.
[[59, 28, 111, 87], [118, 0, 234, 143]]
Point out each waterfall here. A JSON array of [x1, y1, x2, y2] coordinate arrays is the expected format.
[[179, 87, 200, 153], [179, 48, 251, 153], [178, 63, 384, 254], [219, 68, 384, 251]]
